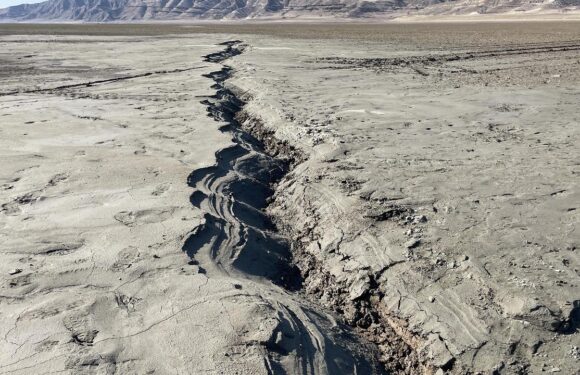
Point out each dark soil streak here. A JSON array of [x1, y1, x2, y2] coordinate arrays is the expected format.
[[182, 40, 302, 289], [0, 65, 207, 97]]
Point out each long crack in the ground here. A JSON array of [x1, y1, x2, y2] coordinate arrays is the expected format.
[[185, 40, 433, 374]]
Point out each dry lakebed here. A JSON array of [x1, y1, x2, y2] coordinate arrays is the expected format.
[[0, 22, 579, 374]]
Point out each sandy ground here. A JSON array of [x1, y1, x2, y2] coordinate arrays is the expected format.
[[0, 22, 579, 374], [0, 35, 380, 374]]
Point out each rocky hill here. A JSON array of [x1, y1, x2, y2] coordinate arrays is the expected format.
[[0, 0, 578, 21]]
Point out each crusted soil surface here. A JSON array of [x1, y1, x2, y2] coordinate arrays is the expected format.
[[0, 23, 579, 374], [226, 24, 580, 374], [0, 34, 383, 374]]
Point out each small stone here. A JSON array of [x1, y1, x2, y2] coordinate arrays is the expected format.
[[8, 269, 22, 275], [461, 254, 469, 261], [447, 261, 456, 269], [549, 368, 561, 373], [414, 215, 427, 223], [405, 238, 421, 249], [570, 346, 580, 359], [429, 296, 435, 303], [349, 276, 370, 301]]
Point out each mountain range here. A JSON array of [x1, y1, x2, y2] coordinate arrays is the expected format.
[[0, 0, 579, 23]]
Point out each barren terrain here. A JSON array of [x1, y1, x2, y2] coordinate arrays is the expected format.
[[0, 22, 579, 374]]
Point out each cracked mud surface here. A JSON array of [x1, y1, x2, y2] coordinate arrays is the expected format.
[[1, 22, 580, 374]]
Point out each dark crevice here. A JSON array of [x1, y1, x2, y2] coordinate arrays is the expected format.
[[181, 40, 302, 291], [557, 300, 580, 334], [183, 40, 394, 374]]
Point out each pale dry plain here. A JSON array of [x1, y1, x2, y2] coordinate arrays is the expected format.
[[0, 23, 579, 374]]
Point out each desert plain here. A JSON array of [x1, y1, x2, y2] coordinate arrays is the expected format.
[[0, 22, 579, 374]]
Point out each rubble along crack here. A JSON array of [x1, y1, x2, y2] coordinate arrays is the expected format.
[[183, 40, 408, 374]]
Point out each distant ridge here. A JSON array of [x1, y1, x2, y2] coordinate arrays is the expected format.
[[0, 0, 579, 21]]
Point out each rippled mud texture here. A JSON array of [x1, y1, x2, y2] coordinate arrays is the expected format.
[[184, 41, 299, 288]]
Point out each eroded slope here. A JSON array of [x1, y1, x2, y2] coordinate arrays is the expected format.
[[0, 0, 578, 21]]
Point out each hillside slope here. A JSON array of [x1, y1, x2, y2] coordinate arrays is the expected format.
[[0, 0, 579, 21]]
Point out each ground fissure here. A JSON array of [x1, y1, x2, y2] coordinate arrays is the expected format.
[[191, 40, 433, 374]]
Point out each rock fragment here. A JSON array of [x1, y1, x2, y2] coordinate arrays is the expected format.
[[349, 276, 370, 301], [405, 238, 421, 249]]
